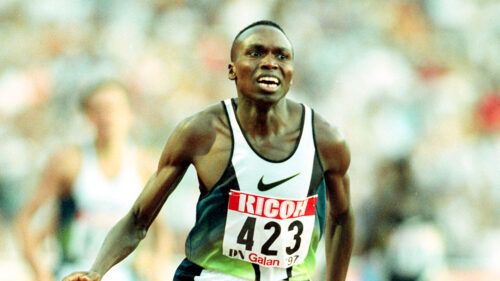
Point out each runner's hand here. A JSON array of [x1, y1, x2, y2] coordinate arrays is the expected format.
[[61, 271, 101, 281]]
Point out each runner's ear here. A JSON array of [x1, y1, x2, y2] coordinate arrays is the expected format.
[[228, 63, 236, 80]]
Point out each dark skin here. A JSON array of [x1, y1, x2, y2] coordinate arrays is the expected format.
[[63, 25, 353, 281]]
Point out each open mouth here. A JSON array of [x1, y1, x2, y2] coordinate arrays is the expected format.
[[257, 76, 280, 91]]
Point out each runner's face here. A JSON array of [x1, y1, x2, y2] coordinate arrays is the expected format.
[[85, 86, 131, 140], [229, 26, 294, 103]]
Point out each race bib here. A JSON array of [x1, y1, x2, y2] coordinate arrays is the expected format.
[[222, 190, 318, 268]]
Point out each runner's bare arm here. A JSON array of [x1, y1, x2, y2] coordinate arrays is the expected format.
[[134, 150, 172, 281], [62, 114, 211, 281], [16, 147, 79, 281], [314, 115, 354, 281]]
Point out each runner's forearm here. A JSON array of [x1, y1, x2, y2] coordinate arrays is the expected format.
[[89, 210, 148, 276], [325, 211, 354, 281], [15, 211, 50, 280], [18, 232, 49, 280]]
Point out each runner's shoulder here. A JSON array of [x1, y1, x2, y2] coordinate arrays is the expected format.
[[48, 145, 81, 173], [312, 112, 350, 174], [164, 102, 228, 161], [174, 102, 227, 139], [40, 145, 82, 192]]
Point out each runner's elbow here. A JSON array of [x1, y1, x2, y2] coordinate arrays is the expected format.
[[330, 206, 353, 226], [129, 207, 151, 240]]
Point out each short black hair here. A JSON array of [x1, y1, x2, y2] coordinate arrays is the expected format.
[[230, 20, 290, 61]]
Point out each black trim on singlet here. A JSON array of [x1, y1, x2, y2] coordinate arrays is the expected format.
[[173, 258, 204, 281], [307, 153, 324, 197], [286, 266, 293, 279], [252, 263, 261, 281], [57, 194, 77, 263], [230, 98, 306, 163], [252, 265, 294, 281], [222, 100, 235, 163], [311, 109, 325, 173]]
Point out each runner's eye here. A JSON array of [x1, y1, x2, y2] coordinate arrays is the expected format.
[[276, 52, 290, 61], [249, 50, 262, 57], [247, 46, 265, 58], [276, 54, 287, 60]]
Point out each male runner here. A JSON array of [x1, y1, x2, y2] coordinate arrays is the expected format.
[[63, 20, 353, 281], [16, 80, 167, 281]]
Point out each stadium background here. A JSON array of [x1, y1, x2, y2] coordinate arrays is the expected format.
[[0, 0, 498, 280]]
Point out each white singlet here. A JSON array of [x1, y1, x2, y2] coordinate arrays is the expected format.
[[56, 143, 142, 281]]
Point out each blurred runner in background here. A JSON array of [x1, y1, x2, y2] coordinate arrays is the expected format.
[[15, 80, 170, 281]]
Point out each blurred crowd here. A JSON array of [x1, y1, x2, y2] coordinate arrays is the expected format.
[[0, 0, 499, 280]]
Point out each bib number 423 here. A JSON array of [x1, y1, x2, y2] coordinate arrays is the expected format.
[[237, 217, 303, 256]]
